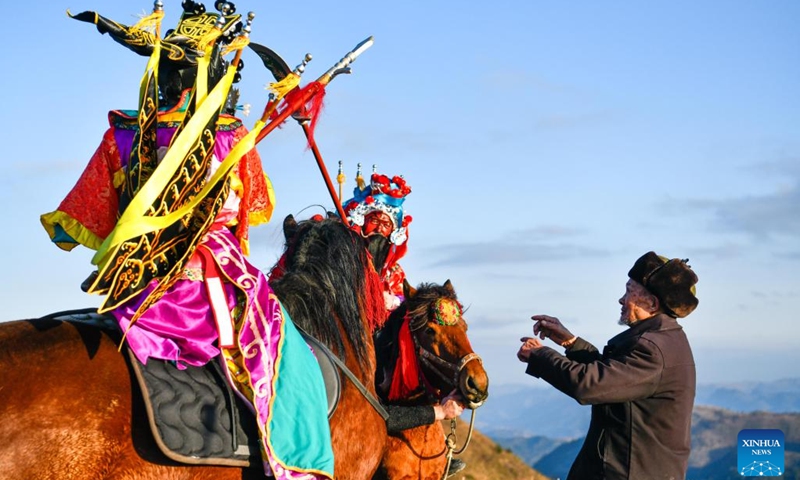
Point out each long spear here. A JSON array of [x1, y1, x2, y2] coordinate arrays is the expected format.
[[300, 120, 349, 224], [249, 37, 374, 224], [337, 160, 345, 202]]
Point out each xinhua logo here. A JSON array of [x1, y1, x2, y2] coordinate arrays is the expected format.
[[738, 429, 784, 476]]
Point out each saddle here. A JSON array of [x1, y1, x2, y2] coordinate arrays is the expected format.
[[127, 349, 262, 466], [54, 310, 342, 468]]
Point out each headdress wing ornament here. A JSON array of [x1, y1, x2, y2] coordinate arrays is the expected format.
[[249, 42, 292, 82], [67, 10, 159, 56], [67, 4, 241, 65]]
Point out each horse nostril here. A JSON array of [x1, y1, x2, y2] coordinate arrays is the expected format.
[[466, 376, 478, 393]]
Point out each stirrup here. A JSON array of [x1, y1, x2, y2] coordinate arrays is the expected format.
[[447, 458, 466, 477]]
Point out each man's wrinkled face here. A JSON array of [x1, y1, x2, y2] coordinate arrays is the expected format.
[[618, 279, 656, 326], [362, 211, 395, 238]]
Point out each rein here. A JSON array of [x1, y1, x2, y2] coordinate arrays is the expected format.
[[294, 324, 388, 421], [442, 410, 477, 480]]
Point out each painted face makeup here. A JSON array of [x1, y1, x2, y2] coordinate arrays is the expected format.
[[362, 211, 395, 238]]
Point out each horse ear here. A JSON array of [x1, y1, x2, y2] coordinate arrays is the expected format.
[[283, 214, 298, 241], [403, 279, 417, 299], [443, 279, 455, 294]]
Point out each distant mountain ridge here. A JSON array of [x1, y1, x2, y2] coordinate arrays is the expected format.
[[498, 406, 800, 480], [695, 377, 800, 413], [688, 406, 800, 479], [475, 383, 587, 439], [481, 379, 800, 479], [479, 378, 800, 440]]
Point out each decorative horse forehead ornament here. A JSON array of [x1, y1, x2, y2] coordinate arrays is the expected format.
[[432, 298, 463, 326]]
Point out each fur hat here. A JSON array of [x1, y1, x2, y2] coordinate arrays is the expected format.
[[628, 251, 699, 318]]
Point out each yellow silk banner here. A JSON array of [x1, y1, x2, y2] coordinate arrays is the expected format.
[[92, 62, 236, 268]]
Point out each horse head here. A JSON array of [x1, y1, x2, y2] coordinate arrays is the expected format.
[[389, 279, 489, 409]]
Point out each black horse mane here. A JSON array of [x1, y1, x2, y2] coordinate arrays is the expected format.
[[269, 218, 372, 363]]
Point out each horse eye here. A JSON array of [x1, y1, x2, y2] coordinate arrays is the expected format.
[[425, 326, 436, 336]]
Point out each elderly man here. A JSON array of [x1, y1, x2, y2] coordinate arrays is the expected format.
[[517, 252, 699, 480]]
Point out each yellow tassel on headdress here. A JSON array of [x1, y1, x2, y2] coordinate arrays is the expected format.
[[222, 35, 250, 57], [337, 166, 345, 201], [197, 28, 222, 52], [132, 9, 164, 34], [268, 73, 301, 102]]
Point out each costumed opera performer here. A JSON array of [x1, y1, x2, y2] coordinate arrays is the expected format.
[[41, 2, 334, 478]]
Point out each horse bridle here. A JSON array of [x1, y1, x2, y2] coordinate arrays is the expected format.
[[408, 308, 483, 479], [409, 321, 483, 403]]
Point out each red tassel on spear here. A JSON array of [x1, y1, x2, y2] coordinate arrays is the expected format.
[[248, 37, 374, 225]]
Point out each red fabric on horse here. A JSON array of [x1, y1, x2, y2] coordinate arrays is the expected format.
[[388, 316, 421, 401]]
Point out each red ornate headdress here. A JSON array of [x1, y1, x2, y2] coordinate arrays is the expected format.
[[342, 168, 412, 246]]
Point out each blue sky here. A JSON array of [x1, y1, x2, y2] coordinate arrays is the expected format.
[[1, 1, 798, 387]]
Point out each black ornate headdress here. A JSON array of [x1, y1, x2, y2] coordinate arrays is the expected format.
[[68, 0, 247, 104], [72, 1, 259, 324]]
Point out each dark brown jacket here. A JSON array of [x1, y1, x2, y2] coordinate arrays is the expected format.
[[525, 314, 695, 480]]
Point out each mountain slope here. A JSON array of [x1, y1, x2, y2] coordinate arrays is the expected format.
[[532, 438, 582, 480], [688, 406, 800, 479], [479, 380, 800, 479], [489, 435, 566, 465], [442, 418, 550, 480], [523, 406, 800, 480]]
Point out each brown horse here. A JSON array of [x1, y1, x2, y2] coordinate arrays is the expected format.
[[373, 280, 490, 480], [0, 217, 386, 479]]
